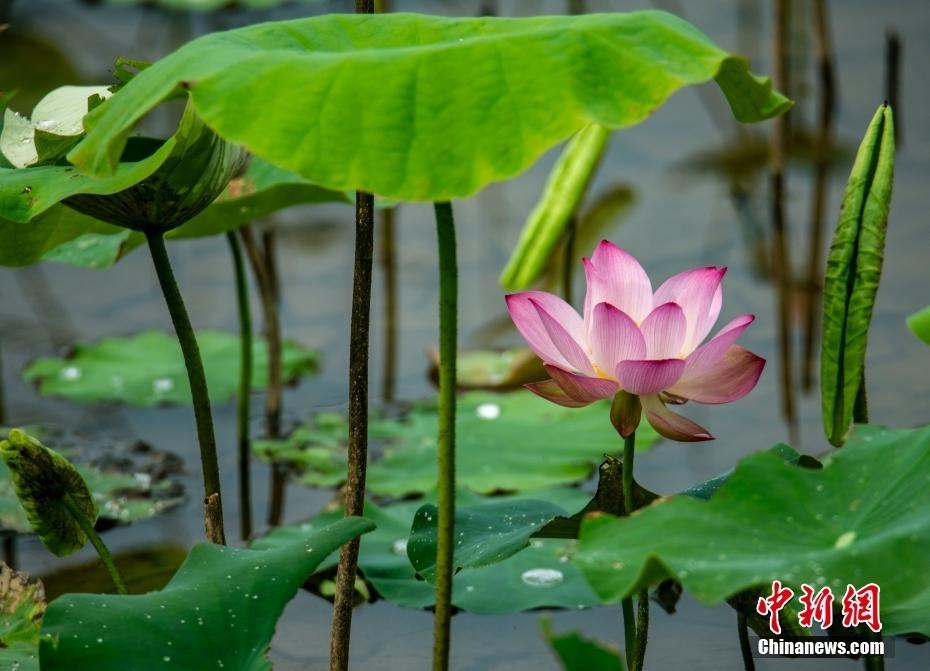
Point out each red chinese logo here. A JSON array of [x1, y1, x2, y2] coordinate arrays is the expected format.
[[798, 584, 835, 629], [841, 583, 882, 633], [756, 580, 794, 635], [757, 581, 881, 633]]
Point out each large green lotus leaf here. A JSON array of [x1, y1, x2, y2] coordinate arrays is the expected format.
[[574, 423, 930, 637], [72, 11, 789, 200], [367, 391, 658, 496], [39, 517, 373, 671], [23, 330, 318, 407], [407, 497, 577, 582], [0, 427, 185, 535], [821, 105, 895, 446], [255, 488, 601, 613], [0, 564, 46, 671], [540, 617, 625, 671], [0, 207, 126, 268], [0, 137, 176, 224]]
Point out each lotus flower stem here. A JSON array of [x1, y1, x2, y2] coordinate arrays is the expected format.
[[227, 232, 254, 541], [432, 201, 458, 671], [145, 231, 225, 545], [329, 188, 375, 671], [737, 611, 755, 671], [62, 493, 126, 594], [621, 431, 649, 671]]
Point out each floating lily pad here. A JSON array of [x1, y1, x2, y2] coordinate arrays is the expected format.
[[39, 517, 373, 671], [574, 424, 930, 637], [24, 330, 318, 407], [367, 391, 659, 496], [255, 488, 600, 614], [258, 391, 658, 495], [0, 427, 185, 535], [253, 412, 347, 488], [0, 563, 45, 671]]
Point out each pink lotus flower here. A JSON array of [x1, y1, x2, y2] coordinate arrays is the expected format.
[[505, 241, 765, 441]]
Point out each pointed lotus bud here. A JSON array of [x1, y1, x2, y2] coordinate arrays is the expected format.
[[0, 429, 97, 556], [65, 102, 248, 234], [609, 390, 641, 438]]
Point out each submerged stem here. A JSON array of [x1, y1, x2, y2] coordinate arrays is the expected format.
[[145, 231, 225, 545], [329, 189, 374, 671], [737, 610, 756, 671], [227, 232, 254, 541], [432, 201, 458, 671], [63, 494, 126, 594]]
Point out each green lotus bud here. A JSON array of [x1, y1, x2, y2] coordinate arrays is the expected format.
[[0, 429, 97, 556], [65, 101, 248, 234]]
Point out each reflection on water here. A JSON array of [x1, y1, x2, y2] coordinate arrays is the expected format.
[[1, 0, 929, 668]]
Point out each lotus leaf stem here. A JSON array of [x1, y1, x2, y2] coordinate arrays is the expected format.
[[737, 610, 755, 671], [63, 493, 126, 594], [329, 188, 375, 671], [145, 231, 225, 545], [432, 201, 458, 671]]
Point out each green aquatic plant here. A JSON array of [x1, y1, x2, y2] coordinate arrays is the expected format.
[[574, 423, 930, 639], [0, 89, 251, 543], [821, 104, 895, 446], [23, 330, 317, 407], [0, 430, 126, 594], [500, 123, 611, 291], [38, 517, 373, 671]]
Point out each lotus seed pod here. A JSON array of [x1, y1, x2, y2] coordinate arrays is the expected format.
[[0, 429, 97, 556]]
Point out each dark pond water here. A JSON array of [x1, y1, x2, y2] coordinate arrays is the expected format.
[[1, 0, 929, 669]]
